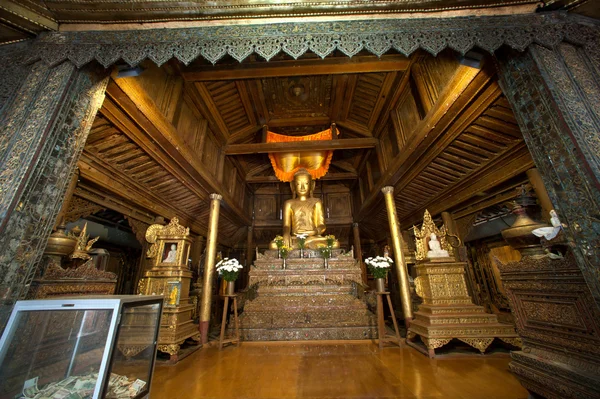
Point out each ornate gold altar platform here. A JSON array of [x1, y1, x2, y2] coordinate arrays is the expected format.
[[239, 250, 376, 341], [407, 259, 521, 357]]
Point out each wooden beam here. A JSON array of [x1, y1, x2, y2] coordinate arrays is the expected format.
[[182, 55, 410, 81], [267, 116, 331, 128], [74, 182, 156, 225], [335, 120, 372, 137], [451, 189, 521, 220], [225, 138, 378, 155], [246, 172, 358, 183]]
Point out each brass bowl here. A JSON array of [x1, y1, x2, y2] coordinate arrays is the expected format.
[[502, 208, 549, 257], [44, 230, 77, 257]]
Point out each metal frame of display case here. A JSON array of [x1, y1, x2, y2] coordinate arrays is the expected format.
[[0, 295, 163, 399]]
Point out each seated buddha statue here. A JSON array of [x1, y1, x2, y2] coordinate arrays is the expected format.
[[270, 168, 339, 250]]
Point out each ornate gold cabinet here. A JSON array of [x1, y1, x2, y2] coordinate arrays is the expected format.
[[0, 296, 163, 399], [138, 218, 200, 360]]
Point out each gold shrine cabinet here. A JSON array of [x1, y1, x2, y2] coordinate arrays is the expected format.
[[139, 217, 200, 360]]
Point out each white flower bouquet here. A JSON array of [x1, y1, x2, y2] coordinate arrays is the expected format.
[[295, 233, 308, 249], [216, 257, 243, 282], [365, 256, 393, 279]]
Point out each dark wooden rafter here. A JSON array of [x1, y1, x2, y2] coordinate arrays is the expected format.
[[225, 137, 378, 155], [246, 172, 357, 183], [74, 181, 156, 225], [182, 55, 410, 81], [400, 143, 534, 227]]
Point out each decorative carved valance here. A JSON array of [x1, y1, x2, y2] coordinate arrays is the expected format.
[[25, 13, 600, 68]]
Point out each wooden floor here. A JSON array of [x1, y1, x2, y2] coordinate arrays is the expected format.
[[150, 342, 528, 399]]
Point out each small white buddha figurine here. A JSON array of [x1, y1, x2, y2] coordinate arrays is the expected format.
[[163, 244, 177, 263], [427, 233, 449, 258], [532, 210, 563, 240]]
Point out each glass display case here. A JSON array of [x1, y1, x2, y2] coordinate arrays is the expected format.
[[0, 295, 163, 399]]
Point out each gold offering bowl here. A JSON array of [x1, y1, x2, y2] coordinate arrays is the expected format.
[[44, 228, 77, 257]]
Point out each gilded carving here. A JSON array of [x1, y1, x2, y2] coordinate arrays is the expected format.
[[240, 255, 376, 340], [63, 196, 105, 224], [407, 259, 519, 357], [43, 259, 116, 281], [458, 337, 494, 353], [412, 210, 456, 261]]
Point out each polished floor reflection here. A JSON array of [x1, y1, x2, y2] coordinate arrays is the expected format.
[[151, 342, 528, 399]]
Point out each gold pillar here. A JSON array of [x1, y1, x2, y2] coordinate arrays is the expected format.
[[352, 223, 367, 284], [381, 186, 413, 324], [526, 168, 555, 221], [199, 193, 222, 344]]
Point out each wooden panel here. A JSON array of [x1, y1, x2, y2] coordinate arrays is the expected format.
[[128, 64, 183, 123], [395, 87, 421, 148], [411, 54, 460, 111], [202, 131, 220, 176], [174, 96, 207, 155], [326, 192, 352, 218], [254, 195, 278, 220]]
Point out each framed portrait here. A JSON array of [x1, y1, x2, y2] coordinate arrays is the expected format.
[[162, 242, 178, 264], [165, 281, 181, 307]]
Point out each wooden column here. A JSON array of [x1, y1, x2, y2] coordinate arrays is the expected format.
[[191, 235, 205, 278], [245, 226, 254, 288], [199, 193, 222, 344], [526, 168, 555, 221], [441, 211, 463, 262], [352, 223, 367, 284], [0, 60, 108, 330], [381, 186, 413, 325], [53, 168, 80, 230]]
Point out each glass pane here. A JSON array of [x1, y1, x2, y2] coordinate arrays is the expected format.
[[106, 303, 160, 399], [0, 309, 113, 399]]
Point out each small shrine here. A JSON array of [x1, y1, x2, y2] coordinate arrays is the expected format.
[[406, 210, 521, 357], [138, 217, 200, 360]]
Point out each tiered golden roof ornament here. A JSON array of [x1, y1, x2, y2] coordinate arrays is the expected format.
[[69, 223, 100, 260], [145, 217, 190, 258], [412, 210, 457, 261]]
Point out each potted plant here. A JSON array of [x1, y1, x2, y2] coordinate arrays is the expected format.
[[295, 233, 307, 258], [274, 235, 285, 258], [280, 245, 291, 269], [216, 257, 243, 295], [318, 244, 332, 269], [365, 256, 393, 292]]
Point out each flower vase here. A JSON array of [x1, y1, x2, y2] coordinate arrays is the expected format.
[[282, 258, 287, 270], [375, 278, 386, 293], [324, 257, 328, 269], [277, 249, 281, 259], [226, 280, 235, 296], [300, 248, 304, 259]]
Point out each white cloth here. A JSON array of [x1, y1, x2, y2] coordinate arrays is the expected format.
[[532, 210, 562, 240]]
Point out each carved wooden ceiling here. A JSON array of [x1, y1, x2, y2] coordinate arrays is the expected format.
[[67, 47, 539, 248]]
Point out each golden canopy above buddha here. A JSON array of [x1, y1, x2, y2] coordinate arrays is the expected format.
[[270, 168, 339, 250]]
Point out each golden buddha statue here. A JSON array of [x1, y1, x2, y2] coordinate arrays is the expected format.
[[270, 168, 339, 250]]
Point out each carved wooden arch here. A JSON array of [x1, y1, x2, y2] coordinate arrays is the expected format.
[[23, 13, 599, 70]]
